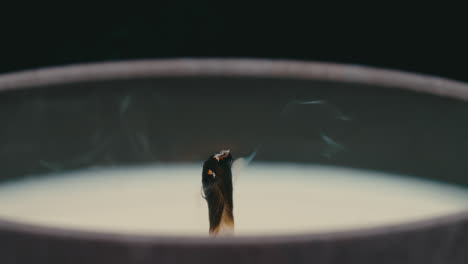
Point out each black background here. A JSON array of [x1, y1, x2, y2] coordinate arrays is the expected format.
[[1, 4, 466, 82]]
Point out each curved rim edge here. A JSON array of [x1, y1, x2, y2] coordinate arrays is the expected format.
[[1, 58, 468, 101]]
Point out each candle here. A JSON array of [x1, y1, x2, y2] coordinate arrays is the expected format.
[[0, 163, 467, 236]]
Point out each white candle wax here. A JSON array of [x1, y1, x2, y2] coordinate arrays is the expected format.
[[0, 163, 467, 236]]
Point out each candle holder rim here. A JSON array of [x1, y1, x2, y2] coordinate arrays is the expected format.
[[0, 58, 468, 101]]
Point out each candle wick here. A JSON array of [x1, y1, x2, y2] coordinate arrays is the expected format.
[[202, 150, 234, 236]]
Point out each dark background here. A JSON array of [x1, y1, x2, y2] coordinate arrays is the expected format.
[[1, 5, 466, 82]]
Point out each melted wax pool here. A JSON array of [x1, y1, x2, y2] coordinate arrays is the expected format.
[[0, 163, 467, 236]]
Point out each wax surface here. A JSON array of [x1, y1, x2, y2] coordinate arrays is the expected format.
[[0, 163, 467, 236]]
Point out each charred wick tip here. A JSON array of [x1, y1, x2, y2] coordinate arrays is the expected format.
[[202, 150, 235, 236], [213, 149, 231, 161]]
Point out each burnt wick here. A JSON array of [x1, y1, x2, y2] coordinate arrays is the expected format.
[[202, 149, 234, 236]]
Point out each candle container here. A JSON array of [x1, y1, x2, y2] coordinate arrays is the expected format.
[[0, 59, 467, 264]]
